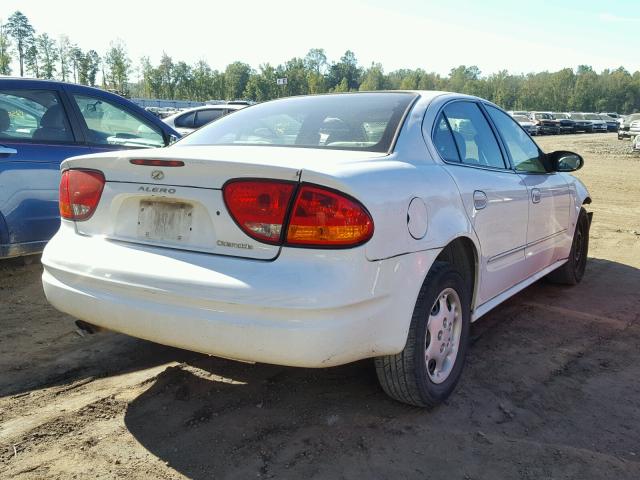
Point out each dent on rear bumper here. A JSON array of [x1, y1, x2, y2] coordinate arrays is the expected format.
[[42, 227, 437, 367]]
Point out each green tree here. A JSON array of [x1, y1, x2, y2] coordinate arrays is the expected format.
[[244, 63, 279, 101], [6, 11, 34, 76], [36, 33, 58, 79], [333, 77, 349, 92], [328, 50, 362, 91], [24, 44, 38, 77], [69, 45, 83, 83], [0, 21, 12, 75], [80, 50, 100, 86], [359, 63, 386, 91], [304, 48, 327, 75], [57, 35, 72, 81], [104, 40, 130, 92], [224, 61, 251, 100]]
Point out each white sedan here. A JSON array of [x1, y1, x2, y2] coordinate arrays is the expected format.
[[162, 104, 247, 135], [42, 92, 592, 407]]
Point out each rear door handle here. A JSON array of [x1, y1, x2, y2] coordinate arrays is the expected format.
[[473, 190, 488, 210], [0, 146, 17, 156], [531, 188, 541, 204]]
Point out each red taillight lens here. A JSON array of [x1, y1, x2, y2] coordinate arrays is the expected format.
[[223, 180, 296, 243], [129, 159, 185, 167], [59, 169, 105, 221], [286, 185, 373, 247]]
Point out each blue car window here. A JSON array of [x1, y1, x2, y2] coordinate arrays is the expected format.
[[0, 89, 74, 143], [72, 94, 164, 148]]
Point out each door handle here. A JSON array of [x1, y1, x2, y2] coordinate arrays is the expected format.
[[473, 190, 488, 210], [0, 146, 17, 157], [531, 188, 541, 204]]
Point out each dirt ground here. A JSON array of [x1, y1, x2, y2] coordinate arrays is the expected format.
[[1, 133, 639, 479]]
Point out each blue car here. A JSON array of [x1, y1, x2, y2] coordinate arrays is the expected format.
[[0, 79, 179, 259]]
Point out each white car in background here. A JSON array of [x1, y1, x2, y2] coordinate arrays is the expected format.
[[163, 104, 247, 135], [42, 92, 592, 407]]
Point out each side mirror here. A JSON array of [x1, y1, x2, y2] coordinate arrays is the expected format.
[[547, 150, 584, 172], [166, 134, 180, 146]]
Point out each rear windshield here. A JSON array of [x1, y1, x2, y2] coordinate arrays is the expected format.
[[571, 113, 585, 120], [553, 113, 568, 119], [177, 93, 417, 153]]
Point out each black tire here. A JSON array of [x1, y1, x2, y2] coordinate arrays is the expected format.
[[546, 208, 590, 285], [375, 262, 471, 407]]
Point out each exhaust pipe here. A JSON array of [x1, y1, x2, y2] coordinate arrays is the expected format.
[[75, 320, 106, 335]]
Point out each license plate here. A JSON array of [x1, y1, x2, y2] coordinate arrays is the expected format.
[[137, 201, 193, 242]]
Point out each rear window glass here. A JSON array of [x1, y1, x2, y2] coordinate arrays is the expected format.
[[177, 93, 417, 152], [0, 89, 73, 143]]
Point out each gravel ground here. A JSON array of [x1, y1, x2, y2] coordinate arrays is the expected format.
[[1, 132, 639, 479]]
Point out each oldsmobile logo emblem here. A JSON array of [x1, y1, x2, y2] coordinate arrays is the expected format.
[[151, 170, 164, 181]]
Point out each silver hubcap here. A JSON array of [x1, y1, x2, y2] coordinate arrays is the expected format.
[[425, 288, 462, 384]]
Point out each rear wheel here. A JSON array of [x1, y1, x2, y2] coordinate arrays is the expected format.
[[375, 262, 471, 407], [546, 208, 589, 285]]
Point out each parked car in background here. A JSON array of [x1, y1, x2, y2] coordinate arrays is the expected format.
[[529, 112, 560, 134], [42, 91, 591, 407], [512, 114, 538, 135], [566, 113, 595, 133], [163, 104, 247, 135], [598, 114, 619, 132], [618, 113, 640, 139], [600, 112, 620, 121], [550, 113, 576, 134], [507, 110, 530, 117], [583, 113, 608, 132], [0, 78, 179, 259]]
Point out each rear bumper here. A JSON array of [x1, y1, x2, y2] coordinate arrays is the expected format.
[[42, 225, 436, 367]]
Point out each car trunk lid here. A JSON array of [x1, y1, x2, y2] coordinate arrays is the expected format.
[[62, 146, 382, 260]]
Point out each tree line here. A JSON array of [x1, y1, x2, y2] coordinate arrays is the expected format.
[[2, 11, 639, 113]]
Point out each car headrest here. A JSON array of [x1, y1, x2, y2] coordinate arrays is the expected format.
[[40, 104, 66, 129], [0, 108, 9, 132]]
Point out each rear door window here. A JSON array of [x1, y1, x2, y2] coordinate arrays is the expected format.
[[174, 111, 195, 129], [193, 109, 225, 128], [432, 114, 461, 162], [0, 89, 74, 143], [72, 94, 164, 148], [441, 101, 506, 169]]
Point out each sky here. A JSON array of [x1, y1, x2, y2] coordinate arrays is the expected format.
[[2, 0, 639, 77]]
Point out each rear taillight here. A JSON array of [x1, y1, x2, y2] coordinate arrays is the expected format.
[[223, 180, 296, 243], [129, 159, 185, 167], [222, 180, 374, 248], [59, 169, 105, 221], [286, 185, 373, 247]]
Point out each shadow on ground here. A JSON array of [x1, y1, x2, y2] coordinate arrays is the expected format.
[[122, 257, 640, 479]]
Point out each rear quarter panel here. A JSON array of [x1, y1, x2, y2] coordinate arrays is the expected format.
[[300, 159, 477, 261]]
